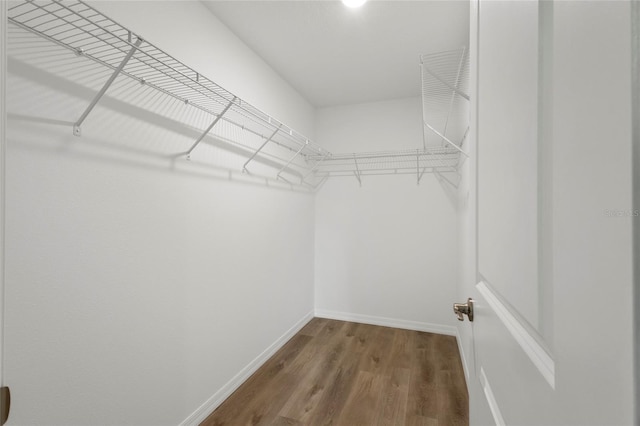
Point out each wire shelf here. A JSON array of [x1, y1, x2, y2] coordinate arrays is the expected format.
[[421, 48, 470, 154], [7, 0, 323, 176], [7, 0, 461, 188], [309, 147, 460, 185]]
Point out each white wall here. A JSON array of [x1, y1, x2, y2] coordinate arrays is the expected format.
[[314, 98, 458, 332], [4, 2, 315, 425], [91, 0, 316, 139]]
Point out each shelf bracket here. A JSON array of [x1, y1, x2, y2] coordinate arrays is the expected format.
[[353, 154, 362, 186], [459, 126, 470, 148], [301, 152, 330, 185], [243, 124, 281, 173], [73, 35, 143, 136], [186, 96, 236, 159], [277, 141, 307, 180], [424, 122, 469, 157], [419, 166, 429, 182], [417, 150, 430, 184]]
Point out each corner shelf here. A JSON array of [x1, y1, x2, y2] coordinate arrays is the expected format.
[[309, 148, 460, 186], [420, 47, 470, 168]]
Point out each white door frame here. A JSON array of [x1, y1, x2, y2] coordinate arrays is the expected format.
[[633, 2, 640, 424], [0, 0, 7, 393]]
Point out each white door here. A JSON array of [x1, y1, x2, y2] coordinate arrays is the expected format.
[[460, 1, 636, 425], [0, 1, 7, 423]]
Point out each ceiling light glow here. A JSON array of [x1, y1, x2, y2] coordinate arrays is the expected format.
[[342, 0, 367, 8]]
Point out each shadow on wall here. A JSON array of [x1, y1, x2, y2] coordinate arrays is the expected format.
[[434, 170, 460, 208]]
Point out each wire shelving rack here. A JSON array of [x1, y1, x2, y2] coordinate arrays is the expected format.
[[308, 148, 460, 186], [420, 48, 470, 168], [7, 0, 467, 189]]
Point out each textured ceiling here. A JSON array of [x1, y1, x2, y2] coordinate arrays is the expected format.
[[202, 1, 469, 108]]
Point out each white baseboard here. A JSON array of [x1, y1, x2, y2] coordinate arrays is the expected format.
[[314, 309, 456, 336], [179, 310, 315, 426], [476, 281, 555, 389], [479, 367, 506, 426]]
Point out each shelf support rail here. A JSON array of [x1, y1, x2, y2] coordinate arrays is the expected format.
[[73, 34, 143, 137], [276, 141, 307, 180], [424, 122, 469, 157], [459, 126, 470, 149], [186, 96, 236, 159], [417, 150, 427, 185], [242, 124, 282, 174], [301, 152, 330, 185]]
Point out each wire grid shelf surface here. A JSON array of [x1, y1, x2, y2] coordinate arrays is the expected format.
[[8, 0, 462, 187], [420, 48, 470, 152], [309, 148, 460, 178], [7, 0, 322, 171]]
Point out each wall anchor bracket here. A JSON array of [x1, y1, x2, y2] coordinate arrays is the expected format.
[[185, 96, 236, 157], [243, 124, 281, 173], [73, 36, 143, 136], [276, 141, 306, 180]]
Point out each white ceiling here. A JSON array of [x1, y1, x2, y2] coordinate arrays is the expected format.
[[201, 0, 469, 108]]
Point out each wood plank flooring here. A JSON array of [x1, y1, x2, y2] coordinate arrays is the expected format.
[[201, 318, 468, 426]]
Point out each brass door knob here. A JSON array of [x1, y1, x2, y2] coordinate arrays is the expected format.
[[453, 298, 474, 322]]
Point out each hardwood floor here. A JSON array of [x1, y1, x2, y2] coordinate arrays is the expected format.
[[201, 318, 468, 426]]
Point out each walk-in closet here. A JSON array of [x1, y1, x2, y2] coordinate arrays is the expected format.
[[0, 1, 636, 425]]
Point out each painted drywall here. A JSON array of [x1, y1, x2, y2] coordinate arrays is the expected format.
[[4, 2, 315, 425], [314, 97, 459, 331]]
